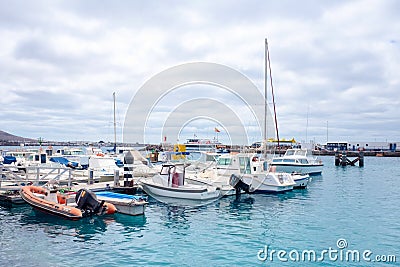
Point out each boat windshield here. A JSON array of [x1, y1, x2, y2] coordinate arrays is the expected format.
[[285, 149, 308, 157], [217, 157, 231, 166], [285, 150, 295, 156], [299, 159, 309, 164], [295, 150, 307, 156], [239, 157, 251, 174]]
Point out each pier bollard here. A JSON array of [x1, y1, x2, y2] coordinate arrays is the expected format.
[[114, 169, 120, 187], [88, 169, 94, 185], [341, 153, 347, 166], [335, 152, 340, 166], [359, 151, 364, 167]]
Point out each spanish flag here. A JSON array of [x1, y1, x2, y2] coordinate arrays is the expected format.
[[214, 127, 220, 133]]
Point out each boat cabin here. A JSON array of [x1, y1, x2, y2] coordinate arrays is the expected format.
[[216, 153, 267, 176]]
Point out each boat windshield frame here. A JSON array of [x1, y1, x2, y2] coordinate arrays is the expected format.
[[217, 157, 232, 166]]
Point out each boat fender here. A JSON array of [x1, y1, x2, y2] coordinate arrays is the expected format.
[[57, 195, 67, 205], [105, 203, 117, 214]]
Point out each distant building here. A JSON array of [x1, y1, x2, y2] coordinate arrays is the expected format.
[[324, 141, 398, 152]]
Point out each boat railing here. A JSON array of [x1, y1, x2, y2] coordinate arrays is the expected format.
[[0, 164, 73, 188]]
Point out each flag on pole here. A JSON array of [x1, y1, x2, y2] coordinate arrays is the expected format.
[[214, 127, 220, 133]]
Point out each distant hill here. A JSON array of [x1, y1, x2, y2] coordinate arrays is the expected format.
[[0, 130, 36, 142]]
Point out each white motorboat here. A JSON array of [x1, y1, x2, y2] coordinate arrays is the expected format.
[[184, 138, 222, 152], [95, 191, 147, 216], [270, 149, 323, 175], [88, 155, 124, 182], [54, 147, 89, 169], [291, 173, 310, 188], [139, 164, 221, 201], [188, 153, 296, 194], [268, 165, 310, 188], [185, 151, 220, 173]]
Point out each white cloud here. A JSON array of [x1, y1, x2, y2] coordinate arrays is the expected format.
[[0, 0, 399, 144]]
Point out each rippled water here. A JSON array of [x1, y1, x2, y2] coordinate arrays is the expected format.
[[1, 156, 399, 266]]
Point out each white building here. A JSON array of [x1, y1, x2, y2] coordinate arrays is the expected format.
[[324, 141, 398, 152]]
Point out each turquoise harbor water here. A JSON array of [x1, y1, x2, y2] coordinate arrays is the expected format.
[[1, 156, 399, 266]]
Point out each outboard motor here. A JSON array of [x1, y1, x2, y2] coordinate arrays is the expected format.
[[229, 174, 251, 196], [75, 189, 105, 216]]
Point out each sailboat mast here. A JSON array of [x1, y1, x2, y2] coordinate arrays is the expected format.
[[264, 39, 268, 143], [265, 39, 280, 149], [113, 92, 117, 152]]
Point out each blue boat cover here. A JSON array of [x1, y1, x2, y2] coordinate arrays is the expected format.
[[115, 158, 124, 167], [49, 157, 79, 168], [3, 156, 17, 164], [96, 191, 147, 201]]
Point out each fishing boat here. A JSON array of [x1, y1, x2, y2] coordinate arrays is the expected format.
[[187, 153, 296, 195], [95, 191, 147, 216], [139, 164, 221, 200], [20, 185, 116, 220], [269, 148, 323, 175], [216, 153, 296, 193]]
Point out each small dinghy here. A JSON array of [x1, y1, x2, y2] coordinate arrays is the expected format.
[[95, 191, 148, 216], [20, 186, 116, 220]]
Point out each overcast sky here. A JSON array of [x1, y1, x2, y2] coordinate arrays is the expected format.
[[1, 0, 399, 145]]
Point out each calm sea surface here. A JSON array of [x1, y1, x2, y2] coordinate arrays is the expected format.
[[1, 156, 399, 266]]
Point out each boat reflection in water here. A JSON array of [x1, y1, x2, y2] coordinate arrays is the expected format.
[[145, 194, 220, 208]]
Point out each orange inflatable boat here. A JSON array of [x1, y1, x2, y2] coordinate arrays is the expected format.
[[20, 186, 116, 220]]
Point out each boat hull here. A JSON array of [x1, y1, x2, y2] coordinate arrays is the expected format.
[[20, 186, 82, 220], [291, 174, 310, 188], [20, 186, 116, 220], [242, 175, 294, 193], [140, 181, 220, 200], [185, 177, 236, 196], [95, 192, 147, 216], [270, 164, 323, 175]]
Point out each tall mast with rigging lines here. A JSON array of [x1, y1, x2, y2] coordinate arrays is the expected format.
[[265, 38, 280, 151]]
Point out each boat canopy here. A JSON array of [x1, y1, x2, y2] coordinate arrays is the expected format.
[[3, 155, 17, 164], [50, 157, 79, 168]]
